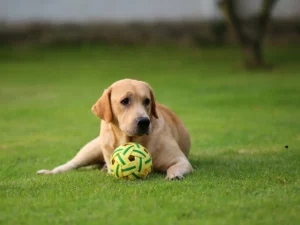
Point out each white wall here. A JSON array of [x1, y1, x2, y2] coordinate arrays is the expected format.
[[0, 0, 298, 23], [237, 0, 300, 19], [0, 0, 220, 22]]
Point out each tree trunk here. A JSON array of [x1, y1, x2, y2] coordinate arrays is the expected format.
[[243, 41, 263, 68], [218, 0, 278, 69]]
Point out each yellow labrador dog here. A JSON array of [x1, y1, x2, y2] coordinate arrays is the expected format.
[[37, 79, 193, 179]]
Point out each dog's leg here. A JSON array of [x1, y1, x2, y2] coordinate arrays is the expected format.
[[152, 141, 193, 180], [37, 137, 104, 175], [165, 156, 193, 180]]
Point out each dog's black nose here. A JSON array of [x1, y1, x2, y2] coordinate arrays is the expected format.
[[136, 117, 150, 135]]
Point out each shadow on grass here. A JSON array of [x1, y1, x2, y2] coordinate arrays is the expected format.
[[189, 149, 299, 181]]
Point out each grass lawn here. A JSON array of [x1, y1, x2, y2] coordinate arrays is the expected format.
[[0, 44, 300, 225]]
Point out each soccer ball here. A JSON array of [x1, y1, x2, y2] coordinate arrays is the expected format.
[[109, 142, 153, 180]]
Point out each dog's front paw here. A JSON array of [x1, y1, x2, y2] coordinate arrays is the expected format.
[[166, 174, 184, 180], [37, 169, 53, 175], [101, 164, 108, 173], [166, 169, 184, 180]]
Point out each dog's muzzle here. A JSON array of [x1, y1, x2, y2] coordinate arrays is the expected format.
[[136, 117, 150, 135]]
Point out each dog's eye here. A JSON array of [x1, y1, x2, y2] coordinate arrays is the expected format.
[[121, 98, 129, 105], [143, 98, 150, 106]]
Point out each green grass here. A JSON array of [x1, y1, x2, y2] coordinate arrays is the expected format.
[[0, 45, 300, 225]]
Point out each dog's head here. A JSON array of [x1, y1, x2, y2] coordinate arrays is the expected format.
[[92, 79, 158, 136]]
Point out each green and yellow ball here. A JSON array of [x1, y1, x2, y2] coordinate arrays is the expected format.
[[110, 142, 153, 180]]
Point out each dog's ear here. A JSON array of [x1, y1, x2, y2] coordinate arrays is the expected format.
[[91, 88, 112, 123], [149, 87, 159, 119]]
